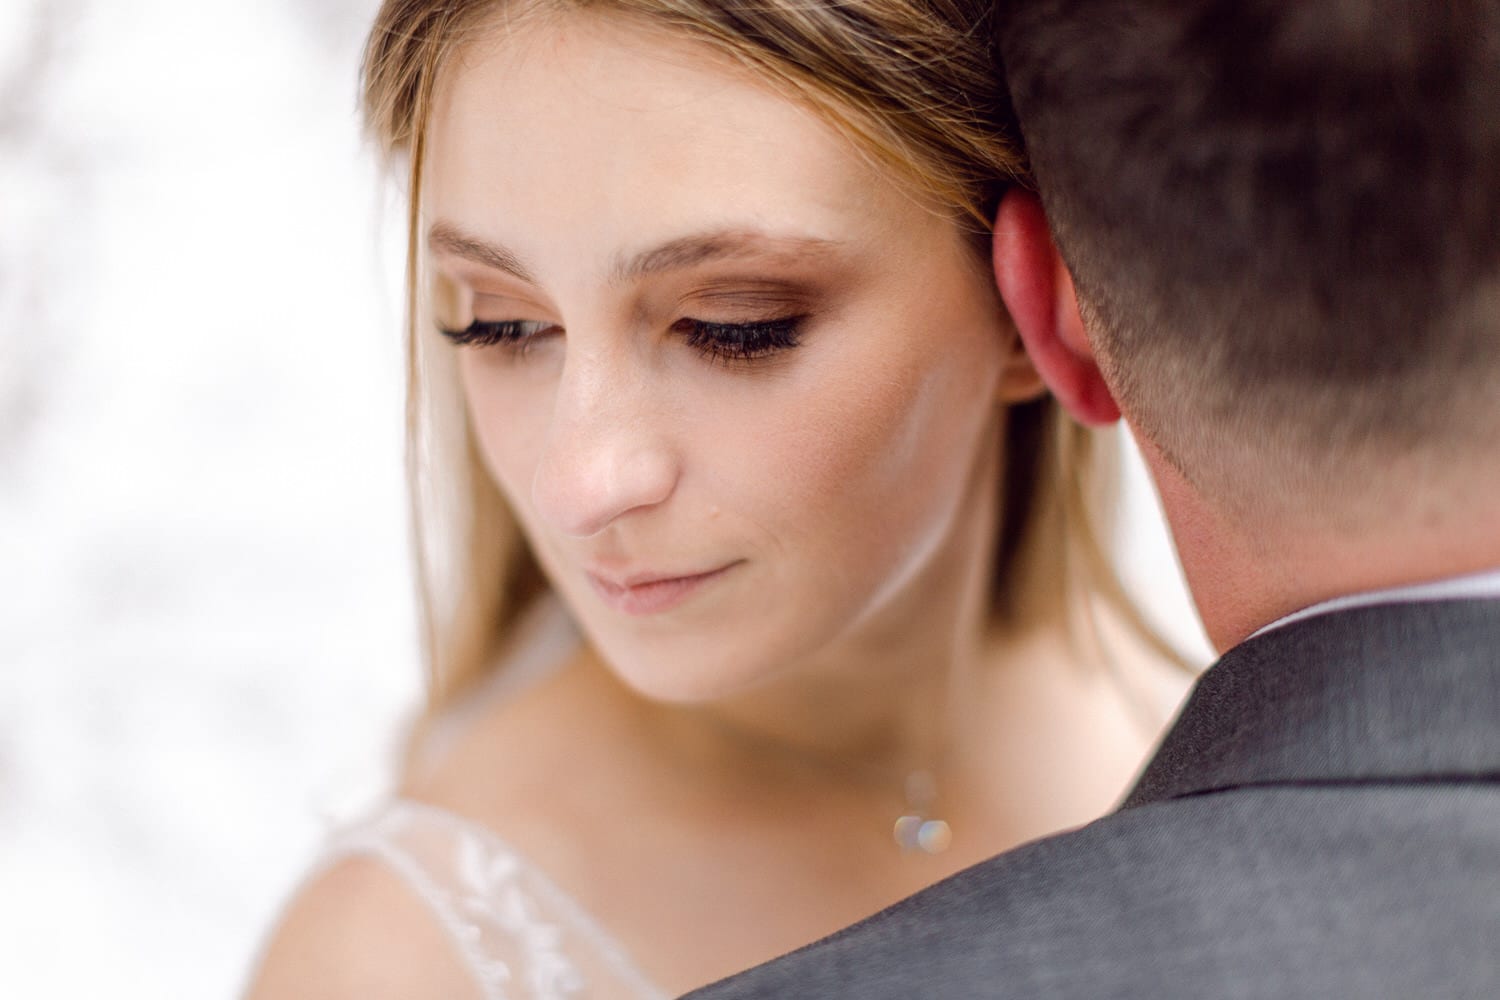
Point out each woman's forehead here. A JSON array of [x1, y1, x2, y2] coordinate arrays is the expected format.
[[423, 9, 946, 278]]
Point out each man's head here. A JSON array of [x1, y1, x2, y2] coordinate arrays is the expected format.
[[996, 0, 1499, 524], [991, 0, 1500, 646]]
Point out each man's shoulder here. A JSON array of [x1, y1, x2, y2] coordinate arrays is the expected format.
[[687, 598, 1500, 999], [689, 780, 1500, 999]]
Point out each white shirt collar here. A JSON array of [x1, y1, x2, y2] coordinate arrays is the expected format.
[[1250, 566, 1500, 641]]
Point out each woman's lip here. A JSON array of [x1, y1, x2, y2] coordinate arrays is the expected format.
[[587, 563, 737, 616]]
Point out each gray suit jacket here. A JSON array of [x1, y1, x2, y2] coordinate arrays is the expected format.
[[684, 598, 1500, 998]]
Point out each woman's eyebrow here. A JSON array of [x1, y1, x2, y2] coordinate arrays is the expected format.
[[428, 222, 538, 282], [613, 230, 845, 283], [428, 221, 842, 285]]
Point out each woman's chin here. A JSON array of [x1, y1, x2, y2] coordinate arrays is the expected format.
[[586, 633, 800, 706], [602, 651, 768, 705]]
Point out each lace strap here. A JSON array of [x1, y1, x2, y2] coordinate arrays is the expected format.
[[318, 800, 665, 1000]]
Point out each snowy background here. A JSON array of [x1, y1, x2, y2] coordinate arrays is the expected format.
[[0, 2, 1207, 996]]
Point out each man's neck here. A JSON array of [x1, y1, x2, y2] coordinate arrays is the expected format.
[[1138, 440, 1500, 653], [1249, 566, 1500, 640]]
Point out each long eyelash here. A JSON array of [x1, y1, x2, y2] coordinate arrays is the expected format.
[[437, 319, 548, 348], [679, 316, 805, 362], [437, 316, 804, 362]]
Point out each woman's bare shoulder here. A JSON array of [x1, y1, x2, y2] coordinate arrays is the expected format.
[[243, 854, 481, 1000]]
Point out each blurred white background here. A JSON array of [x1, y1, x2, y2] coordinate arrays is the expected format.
[[1, 1, 419, 995], [0, 2, 1207, 996]]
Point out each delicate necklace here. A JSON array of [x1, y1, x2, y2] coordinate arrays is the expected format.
[[893, 768, 952, 855], [777, 752, 956, 856], [694, 713, 954, 856]]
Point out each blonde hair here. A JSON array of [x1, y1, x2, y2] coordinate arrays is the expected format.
[[360, 0, 1180, 737]]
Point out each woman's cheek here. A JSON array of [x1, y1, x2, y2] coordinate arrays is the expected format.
[[459, 361, 548, 510], [792, 332, 999, 567], [736, 362, 936, 572]]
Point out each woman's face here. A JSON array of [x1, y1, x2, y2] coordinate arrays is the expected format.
[[426, 13, 1034, 701]]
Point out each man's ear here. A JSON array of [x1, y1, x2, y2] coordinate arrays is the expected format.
[[992, 187, 1120, 426]]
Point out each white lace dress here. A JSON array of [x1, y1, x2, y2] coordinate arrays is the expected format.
[[312, 798, 668, 1000]]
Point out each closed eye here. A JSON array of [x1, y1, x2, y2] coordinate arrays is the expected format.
[[438, 319, 556, 348], [674, 316, 805, 362]]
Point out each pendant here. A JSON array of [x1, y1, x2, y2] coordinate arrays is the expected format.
[[893, 813, 953, 854], [893, 769, 952, 854]]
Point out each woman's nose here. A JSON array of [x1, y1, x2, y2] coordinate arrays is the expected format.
[[530, 350, 680, 538]]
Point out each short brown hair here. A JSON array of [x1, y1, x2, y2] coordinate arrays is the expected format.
[[1000, 0, 1500, 506]]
